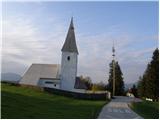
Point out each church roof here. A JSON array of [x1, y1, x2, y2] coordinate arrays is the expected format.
[[20, 64, 61, 86], [61, 17, 78, 54]]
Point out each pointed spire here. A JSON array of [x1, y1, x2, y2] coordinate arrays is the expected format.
[[61, 17, 78, 54], [70, 17, 74, 29]]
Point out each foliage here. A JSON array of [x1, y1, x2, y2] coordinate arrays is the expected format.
[[91, 82, 106, 92], [130, 100, 159, 119], [1, 83, 106, 119], [79, 75, 93, 90], [107, 60, 125, 96], [137, 48, 159, 101], [130, 84, 138, 97]]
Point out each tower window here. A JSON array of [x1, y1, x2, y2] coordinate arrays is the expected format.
[[67, 56, 70, 61]]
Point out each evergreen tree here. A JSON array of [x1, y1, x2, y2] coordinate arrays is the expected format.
[[137, 48, 159, 101], [107, 60, 114, 93], [153, 48, 159, 100], [146, 48, 159, 101], [137, 76, 146, 98], [131, 84, 138, 97], [107, 60, 125, 96]]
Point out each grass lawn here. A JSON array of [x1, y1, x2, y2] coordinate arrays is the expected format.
[[1, 83, 107, 119], [130, 100, 159, 119]]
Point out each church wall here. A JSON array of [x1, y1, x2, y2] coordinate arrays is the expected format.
[[60, 51, 78, 91], [20, 64, 60, 86], [38, 79, 60, 89]]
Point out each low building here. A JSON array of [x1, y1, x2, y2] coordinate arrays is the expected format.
[[20, 64, 61, 89]]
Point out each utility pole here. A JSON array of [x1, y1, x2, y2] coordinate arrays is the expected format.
[[112, 41, 116, 96]]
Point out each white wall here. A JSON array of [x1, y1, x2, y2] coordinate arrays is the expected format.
[[38, 79, 60, 89], [74, 89, 86, 93], [60, 52, 78, 91], [44, 82, 60, 89], [20, 64, 60, 86]]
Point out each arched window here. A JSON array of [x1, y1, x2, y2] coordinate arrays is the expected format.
[[67, 56, 70, 61]]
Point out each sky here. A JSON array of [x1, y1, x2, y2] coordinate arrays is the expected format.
[[1, 1, 158, 84]]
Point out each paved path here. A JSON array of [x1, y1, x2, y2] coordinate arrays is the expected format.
[[98, 96, 143, 119]]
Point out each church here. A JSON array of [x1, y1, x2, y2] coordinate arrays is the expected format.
[[20, 18, 87, 92]]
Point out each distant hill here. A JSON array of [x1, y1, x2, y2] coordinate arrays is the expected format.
[[1, 73, 21, 83], [125, 82, 138, 91]]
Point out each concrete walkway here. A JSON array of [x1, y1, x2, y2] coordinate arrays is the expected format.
[[98, 96, 143, 119]]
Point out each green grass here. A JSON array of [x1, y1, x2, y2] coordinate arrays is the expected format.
[[1, 83, 107, 119], [130, 100, 159, 119]]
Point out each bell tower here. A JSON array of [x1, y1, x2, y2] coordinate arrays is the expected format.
[[60, 17, 78, 91]]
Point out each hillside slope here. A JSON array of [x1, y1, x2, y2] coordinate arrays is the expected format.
[[1, 73, 21, 81], [1, 83, 106, 119]]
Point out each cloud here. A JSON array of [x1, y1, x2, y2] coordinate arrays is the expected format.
[[2, 15, 65, 74], [2, 14, 157, 84], [77, 30, 156, 83]]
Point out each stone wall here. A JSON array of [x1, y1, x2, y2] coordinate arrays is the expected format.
[[44, 87, 109, 100]]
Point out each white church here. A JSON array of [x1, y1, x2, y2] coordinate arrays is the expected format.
[[20, 18, 87, 92]]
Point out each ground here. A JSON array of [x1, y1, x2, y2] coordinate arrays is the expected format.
[[98, 96, 143, 119], [1, 83, 106, 119], [130, 100, 159, 119]]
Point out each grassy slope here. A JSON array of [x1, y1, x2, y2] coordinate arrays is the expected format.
[[130, 100, 159, 119], [1, 83, 106, 119]]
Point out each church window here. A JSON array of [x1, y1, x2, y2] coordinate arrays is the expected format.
[[67, 56, 70, 61], [45, 81, 53, 84]]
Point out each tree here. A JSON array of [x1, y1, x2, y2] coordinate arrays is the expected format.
[[137, 48, 159, 101], [137, 76, 146, 98], [131, 84, 138, 97], [79, 75, 93, 90], [107, 60, 125, 96], [146, 48, 159, 101], [92, 82, 106, 91]]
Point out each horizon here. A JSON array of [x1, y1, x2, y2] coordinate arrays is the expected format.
[[2, 1, 158, 84]]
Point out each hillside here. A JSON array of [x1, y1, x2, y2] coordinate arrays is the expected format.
[[1, 83, 106, 119], [125, 82, 138, 90], [1, 73, 21, 82]]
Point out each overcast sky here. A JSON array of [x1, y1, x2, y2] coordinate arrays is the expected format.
[[2, 1, 158, 84]]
